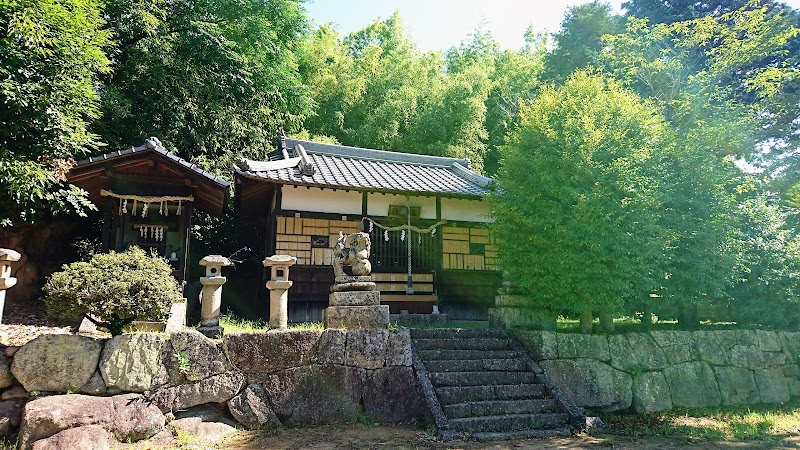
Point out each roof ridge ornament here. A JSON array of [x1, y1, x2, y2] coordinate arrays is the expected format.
[[295, 144, 316, 176], [144, 136, 163, 150]]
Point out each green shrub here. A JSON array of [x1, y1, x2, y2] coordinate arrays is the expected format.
[[44, 247, 182, 335]]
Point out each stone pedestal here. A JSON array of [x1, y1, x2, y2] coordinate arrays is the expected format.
[[0, 249, 21, 324], [324, 304, 389, 329], [263, 255, 297, 330], [198, 255, 232, 338], [323, 276, 388, 329], [488, 281, 556, 331]]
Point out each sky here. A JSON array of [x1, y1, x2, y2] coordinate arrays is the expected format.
[[305, 0, 800, 52]]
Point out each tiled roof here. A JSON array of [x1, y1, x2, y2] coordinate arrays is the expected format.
[[75, 137, 230, 187], [235, 138, 492, 198]]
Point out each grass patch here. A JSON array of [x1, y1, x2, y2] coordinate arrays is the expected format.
[[601, 400, 800, 445], [553, 315, 750, 334], [290, 321, 324, 331], [219, 314, 269, 333], [218, 314, 322, 333]]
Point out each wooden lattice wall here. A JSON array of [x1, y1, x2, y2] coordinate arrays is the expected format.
[[441, 226, 497, 270], [275, 217, 361, 265]]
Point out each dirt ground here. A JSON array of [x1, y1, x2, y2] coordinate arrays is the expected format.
[[220, 424, 800, 450]]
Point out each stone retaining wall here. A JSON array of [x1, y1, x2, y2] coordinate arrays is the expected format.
[[0, 329, 422, 448], [514, 329, 800, 413]]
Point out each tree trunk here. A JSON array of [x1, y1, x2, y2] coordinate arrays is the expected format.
[[579, 309, 593, 334], [677, 306, 699, 330], [598, 310, 615, 333], [641, 299, 653, 330]]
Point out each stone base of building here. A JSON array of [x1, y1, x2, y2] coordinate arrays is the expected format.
[[324, 305, 390, 329], [489, 307, 556, 331]]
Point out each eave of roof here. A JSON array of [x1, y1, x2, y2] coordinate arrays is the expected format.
[[75, 137, 230, 188], [235, 138, 493, 199]]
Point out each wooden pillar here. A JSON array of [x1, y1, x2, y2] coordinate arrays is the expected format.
[[101, 197, 115, 252], [361, 191, 368, 231], [179, 202, 194, 284]]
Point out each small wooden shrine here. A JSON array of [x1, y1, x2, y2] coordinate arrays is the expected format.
[[67, 137, 230, 282]]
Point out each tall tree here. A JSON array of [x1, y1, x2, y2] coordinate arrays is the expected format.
[[483, 34, 547, 175], [542, 1, 624, 83], [96, 0, 311, 175], [490, 71, 666, 324], [602, 4, 800, 164], [0, 0, 111, 225], [299, 13, 492, 171]]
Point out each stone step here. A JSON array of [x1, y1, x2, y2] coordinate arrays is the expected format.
[[429, 370, 537, 387], [410, 328, 506, 339], [444, 398, 558, 419], [435, 384, 548, 405], [448, 413, 570, 433], [424, 358, 527, 373], [414, 337, 512, 351], [470, 428, 572, 441], [417, 349, 522, 361], [434, 384, 547, 406]]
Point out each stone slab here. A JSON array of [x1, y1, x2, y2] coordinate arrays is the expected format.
[[330, 282, 376, 292], [223, 330, 321, 373], [324, 305, 389, 329], [663, 361, 721, 408], [632, 372, 672, 413], [329, 291, 380, 307], [12, 334, 103, 393], [99, 333, 171, 393], [335, 276, 372, 284]]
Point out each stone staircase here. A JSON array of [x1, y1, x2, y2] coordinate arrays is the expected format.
[[410, 328, 584, 440]]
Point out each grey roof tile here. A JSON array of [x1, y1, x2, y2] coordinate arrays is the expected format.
[[75, 137, 230, 187], [235, 138, 492, 198]]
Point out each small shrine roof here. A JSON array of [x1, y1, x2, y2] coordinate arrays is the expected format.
[[75, 138, 229, 188], [68, 138, 229, 217]]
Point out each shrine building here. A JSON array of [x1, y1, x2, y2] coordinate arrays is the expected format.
[[67, 138, 230, 284], [234, 138, 501, 322]]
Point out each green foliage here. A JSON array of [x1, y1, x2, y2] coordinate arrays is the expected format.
[[173, 351, 191, 375], [0, 0, 111, 224], [623, 0, 761, 23], [542, 1, 624, 84], [727, 191, 800, 326], [43, 247, 182, 335], [490, 71, 667, 316], [597, 2, 800, 326], [299, 13, 492, 172], [1, 0, 310, 223], [96, 0, 311, 176], [648, 149, 740, 316], [602, 4, 800, 163]]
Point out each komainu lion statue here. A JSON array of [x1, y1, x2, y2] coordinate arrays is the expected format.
[[333, 232, 371, 277]]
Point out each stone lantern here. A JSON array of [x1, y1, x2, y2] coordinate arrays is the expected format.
[[198, 255, 232, 337], [0, 249, 21, 324], [263, 255, 297, 330]]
